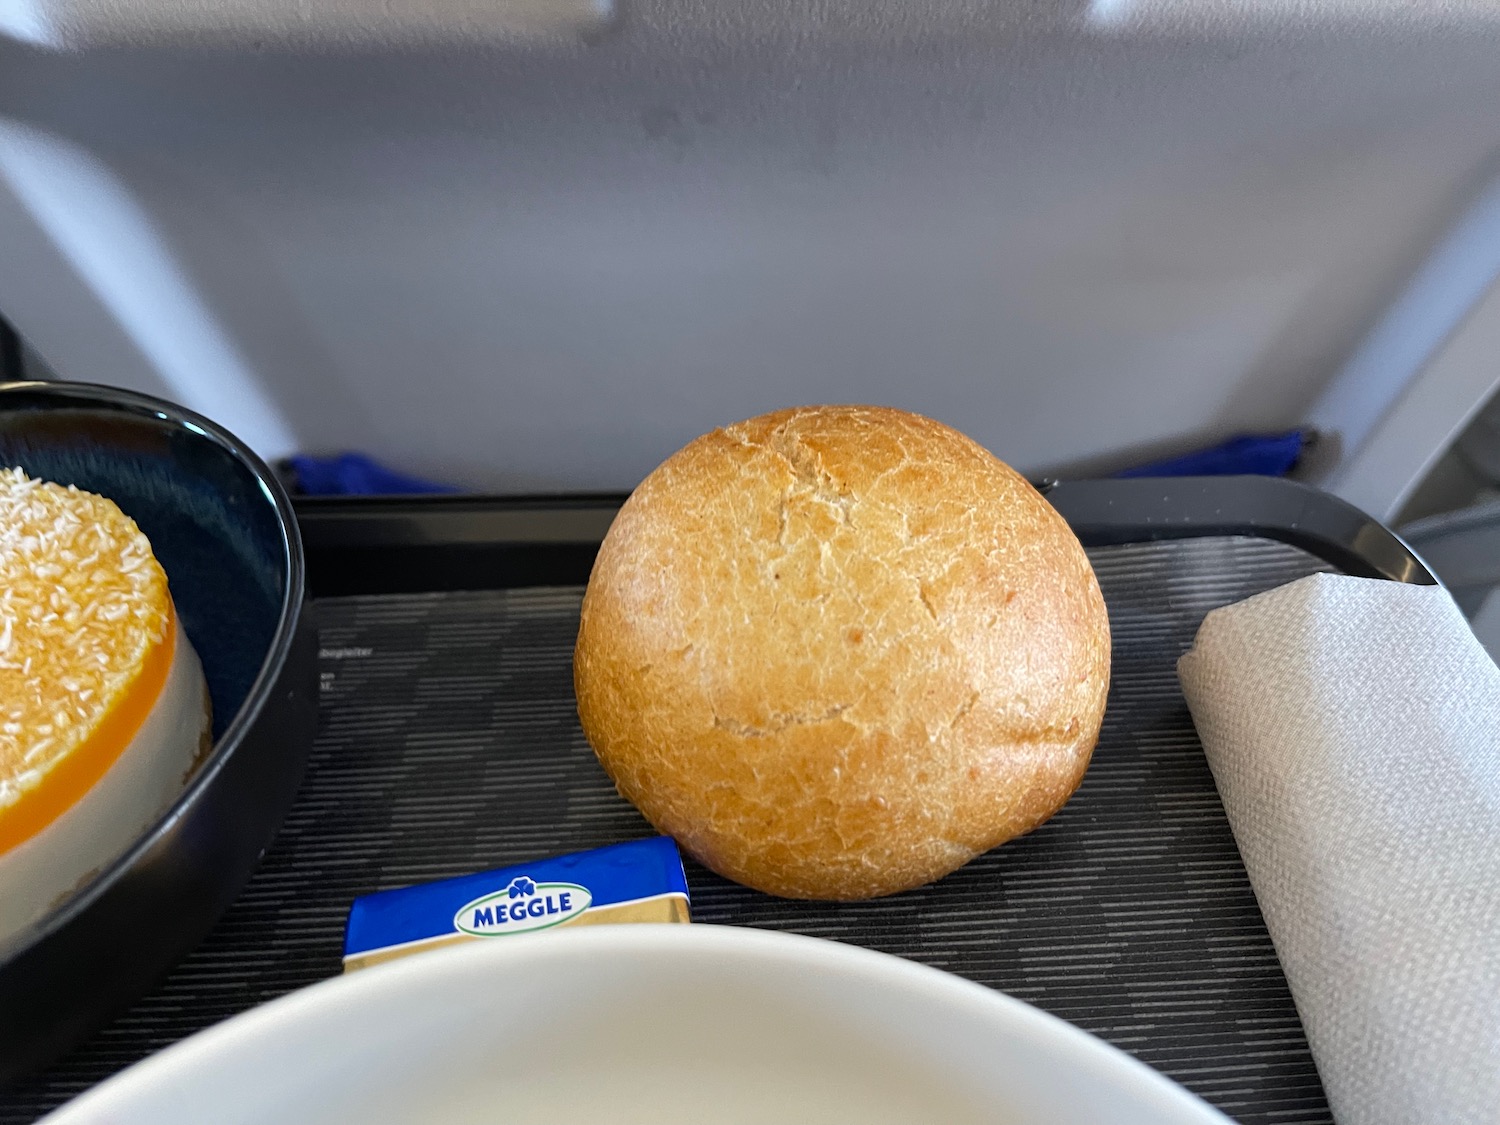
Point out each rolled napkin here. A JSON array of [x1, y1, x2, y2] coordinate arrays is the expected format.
[[1178, 572, 1500, 1125]]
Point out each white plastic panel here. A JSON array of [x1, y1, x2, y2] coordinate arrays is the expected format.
[[0, 0, 611, 49], [0, 2, 1499, 490], [1088, 0, 1500, 32], [1319, 276, 1500, 523]]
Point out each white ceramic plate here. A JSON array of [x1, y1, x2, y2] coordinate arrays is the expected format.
[[46, 925, 1233, 1125]]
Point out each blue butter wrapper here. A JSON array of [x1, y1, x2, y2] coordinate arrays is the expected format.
[[343, 836, 691, 971]]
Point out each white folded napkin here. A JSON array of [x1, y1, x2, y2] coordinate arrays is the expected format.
[[1178, 572, 1500, 1125]]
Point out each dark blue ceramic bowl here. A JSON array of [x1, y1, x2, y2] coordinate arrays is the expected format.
[[0, 382, 316, 1082]]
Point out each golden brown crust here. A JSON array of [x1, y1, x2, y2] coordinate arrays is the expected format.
[[575, 405, 1110, 900]]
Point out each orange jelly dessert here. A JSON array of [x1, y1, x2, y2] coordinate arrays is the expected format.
[[0, 468, 210, 938]]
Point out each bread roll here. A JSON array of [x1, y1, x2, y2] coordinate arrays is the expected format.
[[575, 406, 1109, 900], [0, 468, 211, 937]]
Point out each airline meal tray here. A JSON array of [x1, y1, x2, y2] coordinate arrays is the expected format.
[[0, 477, 1433, 1125]]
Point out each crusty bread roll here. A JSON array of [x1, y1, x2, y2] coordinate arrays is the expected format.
[[575, 406, 1110, 900], [0, 468, 211, 937]]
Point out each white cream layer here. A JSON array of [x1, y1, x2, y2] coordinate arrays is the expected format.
[[0, 618, 210, 942]]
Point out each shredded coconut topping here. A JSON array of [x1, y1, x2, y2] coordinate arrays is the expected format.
[[0, 468, 169, 808]]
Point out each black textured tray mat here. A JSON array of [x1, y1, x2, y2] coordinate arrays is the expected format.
[[2, 536, 1335, 1124]]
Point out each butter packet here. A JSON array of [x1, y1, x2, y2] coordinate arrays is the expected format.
[[343, 836, 691, 972]]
